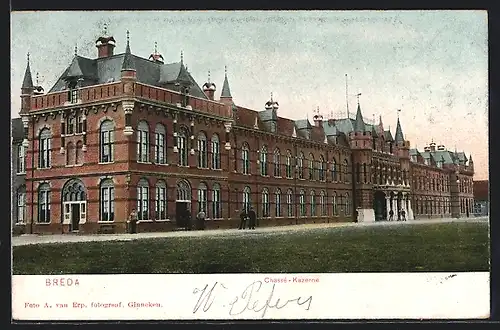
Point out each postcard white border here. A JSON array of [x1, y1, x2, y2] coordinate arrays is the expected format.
[[12, 272, 489, 320]]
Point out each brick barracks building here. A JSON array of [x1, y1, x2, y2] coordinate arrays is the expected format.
[[13, 31, 475, 234]]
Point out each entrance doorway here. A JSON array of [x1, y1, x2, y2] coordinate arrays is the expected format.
[[62, 179, 87, 232], [373, 191, 386, 221], [175, 201, 189, 228]]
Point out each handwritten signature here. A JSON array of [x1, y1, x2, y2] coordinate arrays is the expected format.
[[193, 281, 313, 318]]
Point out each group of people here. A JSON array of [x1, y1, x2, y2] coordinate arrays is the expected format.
[[239, 207, 257, 230], [387, 209, 407, 221], [127, 208, 207, 233]]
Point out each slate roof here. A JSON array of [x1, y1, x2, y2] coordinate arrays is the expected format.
[[11, 118, 24, 141], [22, 60, 34, 89], [221, 74, 232, 98], [384, 130, 394, 141], [394, 118, 404, 143], [48, 53, 208, 99], [353, 104, 365, 132]]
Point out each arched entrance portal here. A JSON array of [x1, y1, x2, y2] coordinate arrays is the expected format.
[[373, 191, 386, 221], [176, 180, 192, 228], [62, 179, 87, 232]]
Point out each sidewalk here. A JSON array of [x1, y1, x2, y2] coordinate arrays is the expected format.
[[12, 217, 487, 247]]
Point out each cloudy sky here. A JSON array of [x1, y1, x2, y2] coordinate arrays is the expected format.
[[11, 11, 488, 179]]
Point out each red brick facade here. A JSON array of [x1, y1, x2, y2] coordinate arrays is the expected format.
[[14, 34, 475, 234]]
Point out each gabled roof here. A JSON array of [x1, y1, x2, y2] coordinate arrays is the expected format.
[[384, 130, 394, 141], [48, 53, 208, 99], [295, 119, 312, 130]]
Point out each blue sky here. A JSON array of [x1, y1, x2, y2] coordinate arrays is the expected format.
[[10, 10, 488, 179]]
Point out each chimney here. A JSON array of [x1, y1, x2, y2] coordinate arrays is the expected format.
[[424, 146, 431, 152], [313, 114, 323, 127], [437, 144, 445, 151], [429, 141, 436, 152], [203, 70, 216, 101], [96, 25, 116, 58]]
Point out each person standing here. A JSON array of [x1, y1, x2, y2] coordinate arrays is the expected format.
[[185, 209, 192, 231], [401, 209, 406, 221], [238, 209, 247, 230], [128, 208, 138, 234], [197, 210, 206, 230], [248, 207, 257, 230], [388, 209, 394, 221]]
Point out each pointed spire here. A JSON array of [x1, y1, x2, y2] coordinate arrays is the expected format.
[[221, 65, 232, 98], [395, 116, 404, 144], [22, 52, 34, 90], [353, 102, 365, 132], [121, 30, 135, 72]]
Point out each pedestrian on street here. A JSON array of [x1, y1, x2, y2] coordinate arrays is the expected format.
[[128, 208, 138, 234], [388, 209, 394, 221], [238, 209, 247, 229], [185, 209, 192, 231], [401, 209, 406, 221], [196, 210, 206, 230], [248, 207, 257, 230]]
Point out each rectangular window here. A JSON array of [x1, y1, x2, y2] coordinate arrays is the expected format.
[[39, 138, 51, 168], [38, 191, 50, 223], [242, 150, 249, 174], [67, 116, 75, 135], [17, 144, 26, 174], [155, 186, 167, 219], [285, 157, 292, 178], [137, 186, 149, 220], [287, 193, 293, 217], [76, 114, 83, 134], [155, 132, 165, 164], [17, 192, 26, 223], [198, 189, 207, 213], [70, 89, 78, 104], [198, 139, 207, 168], [275, 193, 281, 217], [211, 141, 220, 169], [300, 195, 306, 217], [178, 136, 188, 166], [100, 187, 115, 222], [100, 131, 113, 163], [212, 189, 221, 219], [137, 131, 149, 163]]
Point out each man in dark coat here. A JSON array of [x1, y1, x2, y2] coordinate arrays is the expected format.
[[388, 209, 394, 221], [196, 210, 206, 230], [238, 209, 247, 230], [248, 207, 257, 230], [185, 209, 192, 231]]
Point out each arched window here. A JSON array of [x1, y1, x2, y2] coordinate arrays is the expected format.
[[198, 182, 208, 213], [154, 124, 166, 164], [332, 192, 338, 216], [331, 158, 338, 182], [178, 127, 188, 166], [100, 179, 114, 222], [308, 153, 315, 180], [243, 186, 251, 212], [76, 140, 83, 165], [197, 132, 208, 168], [285, 150, 293, 178], [310, 190, 316, 216], [343, 159, 350, 183], [212, 183, 221, 219], [211, 134, 221, 169], [16, 185, 26, 224], [273, 148, 281, 177], [137, 178, 149, 220], [242, 143, 250, 174], [319, 155, 326, 181], [137, 121, 149, 163], [345, 193, 351, 215], [177, 180, 191, 201], [66, 142, 74, 166], [286, 189, 294, 217], [298, 152, 304, 179], [38, 128, 51, 168], [299, 189, 306, 217], [37, 183, 51, 223], [155, 180, 167, 220], [260, 146, 268, 176], [320, 190, 326, 216], [275, 189, 282, 217], [262, 188, 270, 218], [100, 120, 114, 163]]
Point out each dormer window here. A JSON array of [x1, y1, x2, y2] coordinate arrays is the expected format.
[[68, 80, 78, 104]]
